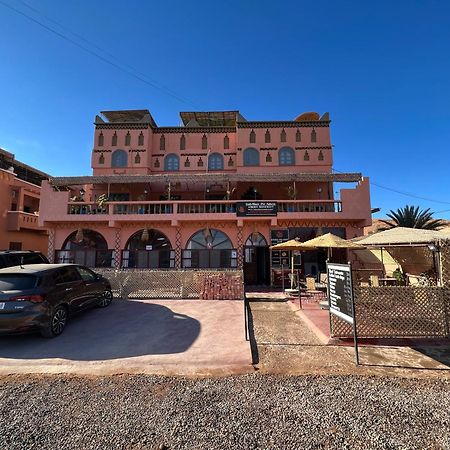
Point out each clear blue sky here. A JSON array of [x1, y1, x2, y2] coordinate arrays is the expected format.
[[1, 0, 450, 218]]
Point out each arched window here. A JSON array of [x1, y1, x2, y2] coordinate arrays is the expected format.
[[224, 135, 229, 149], [318, 150, 324, 161], [112, 132, 118, 146], [296, 129, 301, 142], [202, 134, 208, 149], [98, 153, 105, 164], [311, 129, 317, 143], [126, 229, 171, 251], [279, 147, 295, 165], [183, 229, 235, 268], [245, 233, 268, 246], [59, 229, 110, 267], [186, 229, 233, 250], [243, 147, 260, 166], [249, 130, 256, 143], [265, 129, 271, 143], [134, 153, 141, 164], [164, 154, 179, 171], [180, 134, 186, 150], [160, 134, 165, 151], [138, 132, 144, 146], [123, 229, 173, 268], [125, 131, 131, 146], [112, 149, 128, 167], [208, 153, 224, 170], [63, 229, 108, 251], [98, 132, 104, 146], [280, 129, 286, 142]]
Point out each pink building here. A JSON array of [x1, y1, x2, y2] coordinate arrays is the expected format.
[[0, 148, 48, 253], [39, 109, 371, 285]]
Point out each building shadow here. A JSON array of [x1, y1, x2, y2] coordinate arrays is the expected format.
[[410, 346, 450, 368], [245, 300, 259, 365], [0, 301, 201, 361]]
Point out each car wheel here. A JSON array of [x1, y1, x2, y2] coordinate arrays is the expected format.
[[97, 289, 113, 307], [41, 305, 68, 338]]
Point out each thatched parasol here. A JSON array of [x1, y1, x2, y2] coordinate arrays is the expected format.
[[296, 233, 365, 260]]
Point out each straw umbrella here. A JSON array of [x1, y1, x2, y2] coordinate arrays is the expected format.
[[296, 232, 365, 262]]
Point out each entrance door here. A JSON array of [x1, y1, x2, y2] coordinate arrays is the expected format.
[[243, 246, 270, 285], [243, 232, 270, 286], [256, 246, 270, 285]]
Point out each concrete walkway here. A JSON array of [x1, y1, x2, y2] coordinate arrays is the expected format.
[[0, 300, 252, 376]]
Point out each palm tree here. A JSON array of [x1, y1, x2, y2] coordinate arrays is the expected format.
[[380, 205, 445, 230]]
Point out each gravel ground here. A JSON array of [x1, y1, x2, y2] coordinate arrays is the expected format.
[[1, 374, 449, 450]]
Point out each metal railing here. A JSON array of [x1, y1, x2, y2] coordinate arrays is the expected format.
[[66, 199, 342, 216]]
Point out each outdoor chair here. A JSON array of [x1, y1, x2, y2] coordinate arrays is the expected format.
[[304, 276, 326, 302], [370, 275, 380, 287], [315, 273, 328, 291]]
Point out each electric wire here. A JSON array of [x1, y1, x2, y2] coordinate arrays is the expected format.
[[333, 168, 450, 206], [0, 0, 196, 107]]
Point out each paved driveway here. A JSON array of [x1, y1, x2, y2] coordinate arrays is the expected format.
[[0, 300, 252, 376]]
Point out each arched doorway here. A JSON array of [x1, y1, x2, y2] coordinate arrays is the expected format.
[[244, 232, 270, 285], [58, 229, 112, 267], [182, 228, 236, 268], [122, 229, 174, 268]]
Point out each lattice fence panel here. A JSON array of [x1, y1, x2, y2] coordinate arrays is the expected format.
[[47, 229, 55, 263], [331, 286, 450, 338], [237, 226, 244, 269], [441, 241, 450, 287], [95, 268, 244, 300]]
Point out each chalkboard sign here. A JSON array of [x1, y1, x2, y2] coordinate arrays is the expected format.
[[327, 263, 354, 324]]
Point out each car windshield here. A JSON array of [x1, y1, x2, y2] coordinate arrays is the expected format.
[[0, 275, 39, 290]]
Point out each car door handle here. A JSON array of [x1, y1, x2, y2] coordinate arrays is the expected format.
[[65, 287, 73, 291]]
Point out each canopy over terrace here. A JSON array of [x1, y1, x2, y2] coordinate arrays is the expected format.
[[49, 172, 363, 187], [356, 227, 450, 284], [356, 227, 450, 247]]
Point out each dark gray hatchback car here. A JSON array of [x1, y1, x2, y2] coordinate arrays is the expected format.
[[0, 264, 112, 338]]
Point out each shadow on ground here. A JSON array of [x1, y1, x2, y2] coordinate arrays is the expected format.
[[0, 301, 200, 361]]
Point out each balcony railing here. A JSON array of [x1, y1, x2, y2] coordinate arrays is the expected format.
[[7, 211, 41, 231], [66, 200, 342, 216]]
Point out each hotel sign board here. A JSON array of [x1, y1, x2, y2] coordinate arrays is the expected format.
[[327, 263, 354, 324], [236, 201, 278, 217]]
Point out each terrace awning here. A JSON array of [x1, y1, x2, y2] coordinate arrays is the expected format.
[[356, 227, 450, 246], [49, 172, 363, 187]]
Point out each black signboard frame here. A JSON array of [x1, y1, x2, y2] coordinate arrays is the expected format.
[[327, 262, 359, 365], [236, 201, 278, 217]]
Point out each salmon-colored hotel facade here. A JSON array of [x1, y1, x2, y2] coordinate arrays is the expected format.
[[39, 109, 371, 285]]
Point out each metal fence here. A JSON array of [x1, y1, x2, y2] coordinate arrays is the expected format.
[[331, 286, 450, 338], [95, 268, 244, 300]]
